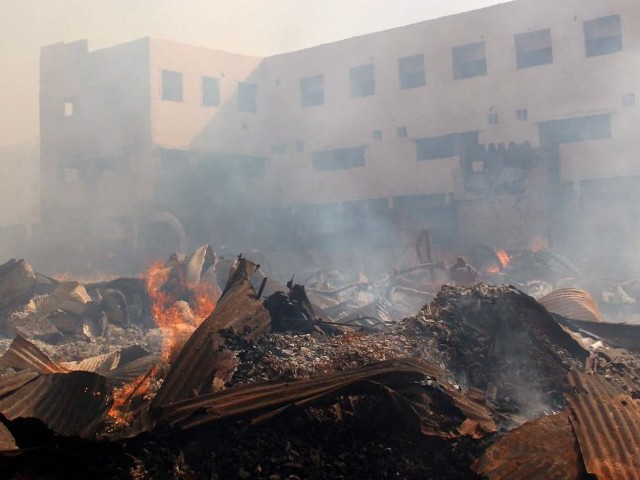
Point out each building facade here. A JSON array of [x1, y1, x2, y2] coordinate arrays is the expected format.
[[40, 0, 640, 261]]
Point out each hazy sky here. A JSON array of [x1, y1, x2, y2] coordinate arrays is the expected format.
[[0, 0, 512, 147]]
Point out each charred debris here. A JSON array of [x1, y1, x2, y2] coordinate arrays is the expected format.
[[0, 244, 640, 479]]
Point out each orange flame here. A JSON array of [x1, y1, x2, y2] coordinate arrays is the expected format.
[[496, 249, 511, 269], [107, 259, 218, 425], [530, 235, 548, 253], [108, 372, 154, 425]]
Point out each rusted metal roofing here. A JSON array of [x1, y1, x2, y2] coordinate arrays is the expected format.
[[0, 335, 66, 373], [539, 288, 603, 323], [474, 410, 585, 480], [151, 257, 271, 409], [567, 319, 640, 352], [567, 370, 640, 479], [0, 422, 17, 451], [158, 358, 497, 439], [0, 370, 112, 438]]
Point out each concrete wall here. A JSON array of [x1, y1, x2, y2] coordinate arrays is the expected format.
[[257, 0, 639, 207], [40, 38, 152, 239]]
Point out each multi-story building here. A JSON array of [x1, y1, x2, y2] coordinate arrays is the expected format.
[[39, 0, 640, 263]]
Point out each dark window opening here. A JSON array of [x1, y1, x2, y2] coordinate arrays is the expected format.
[[271, 144, 286, 155], [584, 15, 622, 57], [416, 131, 479, 160], [350, 64, 375, 98], [202, 76, 220, 107], [487, 113, 499, 125], [300, 74, 324, 107], [452, 42, 487, 80], [161, 70, 183, 102], [516, 29, 553, 69], [373, 130, 382, 141], [516, 109, 528, 121], [397, 126, 408, 138], [295, 140, 305, 152], [622, 93, 635, 107], [398, 54, 426, 89], [196, 153, 267, 177], [311, 146, 365, 171], [538, 114, 612, 146], [238, 82, 257, 112]]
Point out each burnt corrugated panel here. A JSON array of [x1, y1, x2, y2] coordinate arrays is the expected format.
[[475, 410, 585, 480], [0, 335, 65, 373], [567, 370, 640, 479], [151, 258, 271, 410], [0, 371, 112, 438], [539, 288, 603, 323], [0, 422, 17, 451], [159, 359, 497, 439], [62, 351, 120, 373], [107, 353, 160, 387], [0, 370, 39, 398], [567, 320, 640, 352]]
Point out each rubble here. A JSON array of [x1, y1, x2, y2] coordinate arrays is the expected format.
[[1, 245, 640, 478]]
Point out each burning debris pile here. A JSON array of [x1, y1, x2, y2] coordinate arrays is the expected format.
[[0, 246, 640, 479]]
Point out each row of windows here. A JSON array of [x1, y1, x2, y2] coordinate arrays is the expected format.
[[154, 15, 623, 113], [299, 14, 623, 106], [309, 113, 614, 172], [160, 70, 258, 112]]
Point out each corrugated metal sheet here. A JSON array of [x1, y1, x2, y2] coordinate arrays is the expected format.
[[0, 370, 112, 438], [158, 358, 497, 439], [0, 335, 66, 373], [567, 370, 640, 480], [539, 288, 603, 323], [0, 422, 17, 451], [151, 257, 271, 409], [567, 319, 640, 352], [0, 370, 39, 397], [475, 410, 585, 480]]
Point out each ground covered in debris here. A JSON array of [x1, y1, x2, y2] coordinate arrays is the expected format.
[[1, 246, 640, 479]]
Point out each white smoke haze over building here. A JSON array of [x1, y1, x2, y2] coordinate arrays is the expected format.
[[0, 0, 639, 278]]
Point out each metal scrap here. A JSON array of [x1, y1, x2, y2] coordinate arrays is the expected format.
[[474, 410, 586, 480], [567, 370, 640, 479], [157, 358, 497, 439], [150, 256, 271, 409], [539, 288, 603, 323]]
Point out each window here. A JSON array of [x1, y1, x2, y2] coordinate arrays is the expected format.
[[487, 113, 499, 125], [372, 130, 382, 141], [59, 166, 79, 182], [584, 15, 622, 57], [202, 76, 220, 107], [398, 54, 426, 89], [311, 146, 365, 171], [452, 42, 487, 80], [300, 74, 324, 107], [271, 144, 286, 155], [538, 114, 611, 146], [63, 97, 77, 117], [161, 70, 183, 102], [416, 131, 479, 160], [238, 82, 257, 112], [396, 126, 408, 138], [622, 93, 636, 107], [350, 64, 375, 98], [295, 140, 305, 152], [515, 29, 553, 69], [516, 109, 528, 121]]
